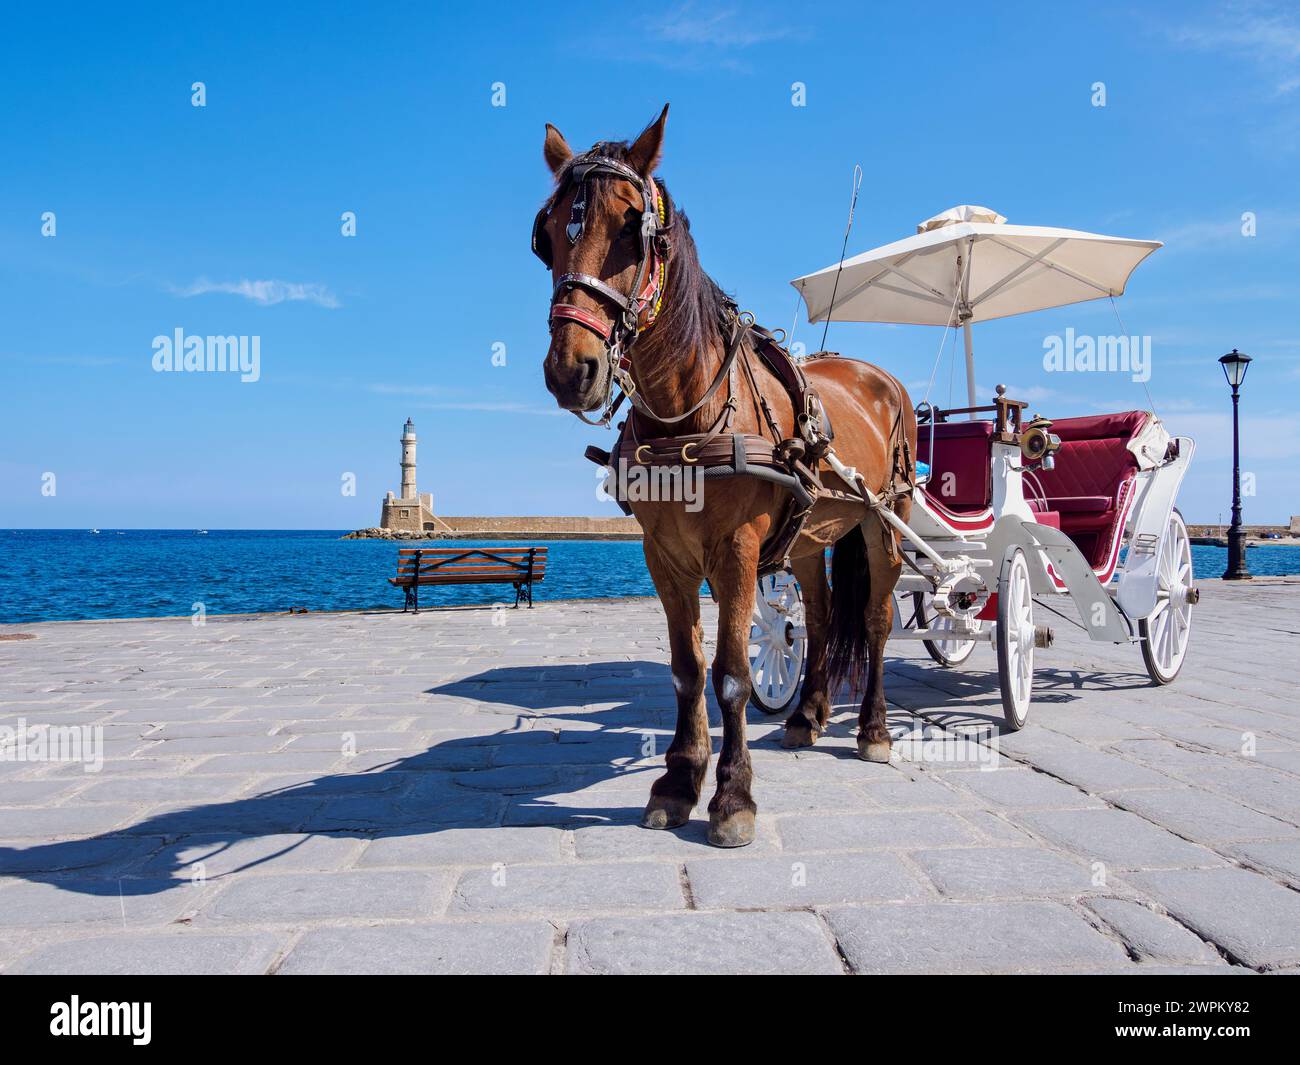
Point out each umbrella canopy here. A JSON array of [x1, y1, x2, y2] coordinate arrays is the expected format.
[[792, 205, 1161, 327]]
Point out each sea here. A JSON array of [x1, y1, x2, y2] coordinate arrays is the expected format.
[[0, 529, 1295, 624]]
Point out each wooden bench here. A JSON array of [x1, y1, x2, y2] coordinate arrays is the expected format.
[[389, 547, 547, 612]]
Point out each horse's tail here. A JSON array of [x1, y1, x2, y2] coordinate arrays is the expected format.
[[825, 526, 871, 694]]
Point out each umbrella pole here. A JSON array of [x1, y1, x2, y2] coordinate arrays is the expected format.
[[962, 320, 977, 417]]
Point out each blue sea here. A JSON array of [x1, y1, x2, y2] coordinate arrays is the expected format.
[[0, 530, 657, 624], [0, 530, 1295, 624]]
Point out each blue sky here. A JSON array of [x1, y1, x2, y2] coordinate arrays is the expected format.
[[2, 0, 1297, 528]]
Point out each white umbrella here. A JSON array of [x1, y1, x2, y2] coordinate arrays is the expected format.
[[791, 205, 1161, 409]]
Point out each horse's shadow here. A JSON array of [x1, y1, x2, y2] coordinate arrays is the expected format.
[[0, 661, 755, 898], [1, 653, 1142, 897]]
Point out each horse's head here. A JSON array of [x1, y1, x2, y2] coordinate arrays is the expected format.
[[535, 106, 671, 414]]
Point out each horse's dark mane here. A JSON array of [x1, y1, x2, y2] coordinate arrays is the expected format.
[[545, 138, 728, 369]]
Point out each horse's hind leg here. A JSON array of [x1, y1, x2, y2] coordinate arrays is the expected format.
[[857, 521, 902, 762], [782, 551, 832, 748], [642, 553, 710, 830]]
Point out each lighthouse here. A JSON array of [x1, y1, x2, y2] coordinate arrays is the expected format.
[[400, 417, 418, 500], [379, 417, 436, 533]]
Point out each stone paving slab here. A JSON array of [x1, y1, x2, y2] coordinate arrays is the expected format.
[[8, 932, 288, 975], [277, 921, 555, 975], [823, 900, 1132, 974], [566, 911, 844, 974], [1084, 898, 1223, 966], [0, 578, 1298, 973], [1125, 868, 1300, 970]]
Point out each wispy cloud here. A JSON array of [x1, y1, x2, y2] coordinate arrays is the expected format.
[[648, 4, 798, 48], [633, 4, 803, 71], [1169, 1, 1300, 96], [171, 278, 340, 308], [367, 383, 448, 397], [418, 401, 566, 417], [14, 353, 126, 368], [1154, 209, 1300, 253]]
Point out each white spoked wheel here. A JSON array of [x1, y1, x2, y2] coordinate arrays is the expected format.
[[893, 591, 980, 666], [748, 572, 806, 715], [995, 547, 1034, 731], [1139, 509, 1195, 685]]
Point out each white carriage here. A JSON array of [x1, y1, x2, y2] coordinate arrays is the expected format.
[[747, 206, 1199, 729]]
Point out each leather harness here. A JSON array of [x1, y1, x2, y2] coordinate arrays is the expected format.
[[534, 151, 911, 575]]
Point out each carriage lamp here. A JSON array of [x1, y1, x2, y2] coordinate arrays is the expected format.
[[1218, 349, 1252, 580]]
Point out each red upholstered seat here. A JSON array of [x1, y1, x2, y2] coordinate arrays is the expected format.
[[1030, 411, 1149, 570], [1051, 411, 1149, 442], [1025, 500, 1061, 530], [916, 420, 992, 513]]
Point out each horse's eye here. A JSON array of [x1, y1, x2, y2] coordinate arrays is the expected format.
[[620, 218, 639, 239]]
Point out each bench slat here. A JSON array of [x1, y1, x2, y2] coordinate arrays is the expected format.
[[395, 547, 548, 556], [395, 561, 548, 574], [390, 574, 534, 586], [390, 569, 543, 579]]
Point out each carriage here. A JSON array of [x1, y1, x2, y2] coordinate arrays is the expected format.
[[748, 206, 1199, 730]]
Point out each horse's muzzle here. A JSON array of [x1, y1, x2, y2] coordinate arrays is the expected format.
[[545, 349, 607, 411]]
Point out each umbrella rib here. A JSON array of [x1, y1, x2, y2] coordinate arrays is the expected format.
[[966, 237, 1067, 308], [982, 235, 1120, 298], [878, 262, 950, 302], [814, 269, 953, 321]]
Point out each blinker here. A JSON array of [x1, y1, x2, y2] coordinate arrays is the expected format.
[[566, 185, 587, 245]]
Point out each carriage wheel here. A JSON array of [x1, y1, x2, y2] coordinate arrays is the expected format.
[[995, 547, 1034, 731], [894, 591, 980, 666], [1139, 509, 1195, 685], [748, 572, 806, 715]]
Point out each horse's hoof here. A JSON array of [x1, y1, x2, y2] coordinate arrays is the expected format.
[[781, 722, 819, 749], [707, 810, 756, 848], [857, 738, 892, 763], [642, 798, 692, 830]]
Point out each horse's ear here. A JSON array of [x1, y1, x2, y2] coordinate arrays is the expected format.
[[543, 123, 573, 174], [628, 104, 669, 177]]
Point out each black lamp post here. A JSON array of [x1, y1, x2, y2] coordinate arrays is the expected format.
[[1218, 348, 1252, 580]]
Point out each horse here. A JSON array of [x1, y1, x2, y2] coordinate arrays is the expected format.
[[535, 106, 916, 847]]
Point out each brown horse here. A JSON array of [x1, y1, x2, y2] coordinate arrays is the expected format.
[[537, 107, 915, 847]]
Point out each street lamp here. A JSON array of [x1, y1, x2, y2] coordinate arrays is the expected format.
[[1218, 348, 1252, 580]]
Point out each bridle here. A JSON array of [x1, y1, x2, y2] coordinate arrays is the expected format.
[[533, 153, 673, 425]]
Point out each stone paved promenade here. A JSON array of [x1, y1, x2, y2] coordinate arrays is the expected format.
[[2, 578, 1299, 975]]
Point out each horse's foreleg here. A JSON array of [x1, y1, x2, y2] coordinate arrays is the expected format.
[[857, 523, 902, 763], [706, 533, 760, 847], [642, 554, 710, 830], [782, 551, 832, 748]]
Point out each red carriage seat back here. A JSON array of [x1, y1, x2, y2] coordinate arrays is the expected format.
[[915, 420, 993, 512], [1030, 411, 1149, 569]]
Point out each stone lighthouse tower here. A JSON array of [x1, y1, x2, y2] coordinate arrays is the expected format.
[[400, 417, 418, 500], [379, 417, 436, 533]]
